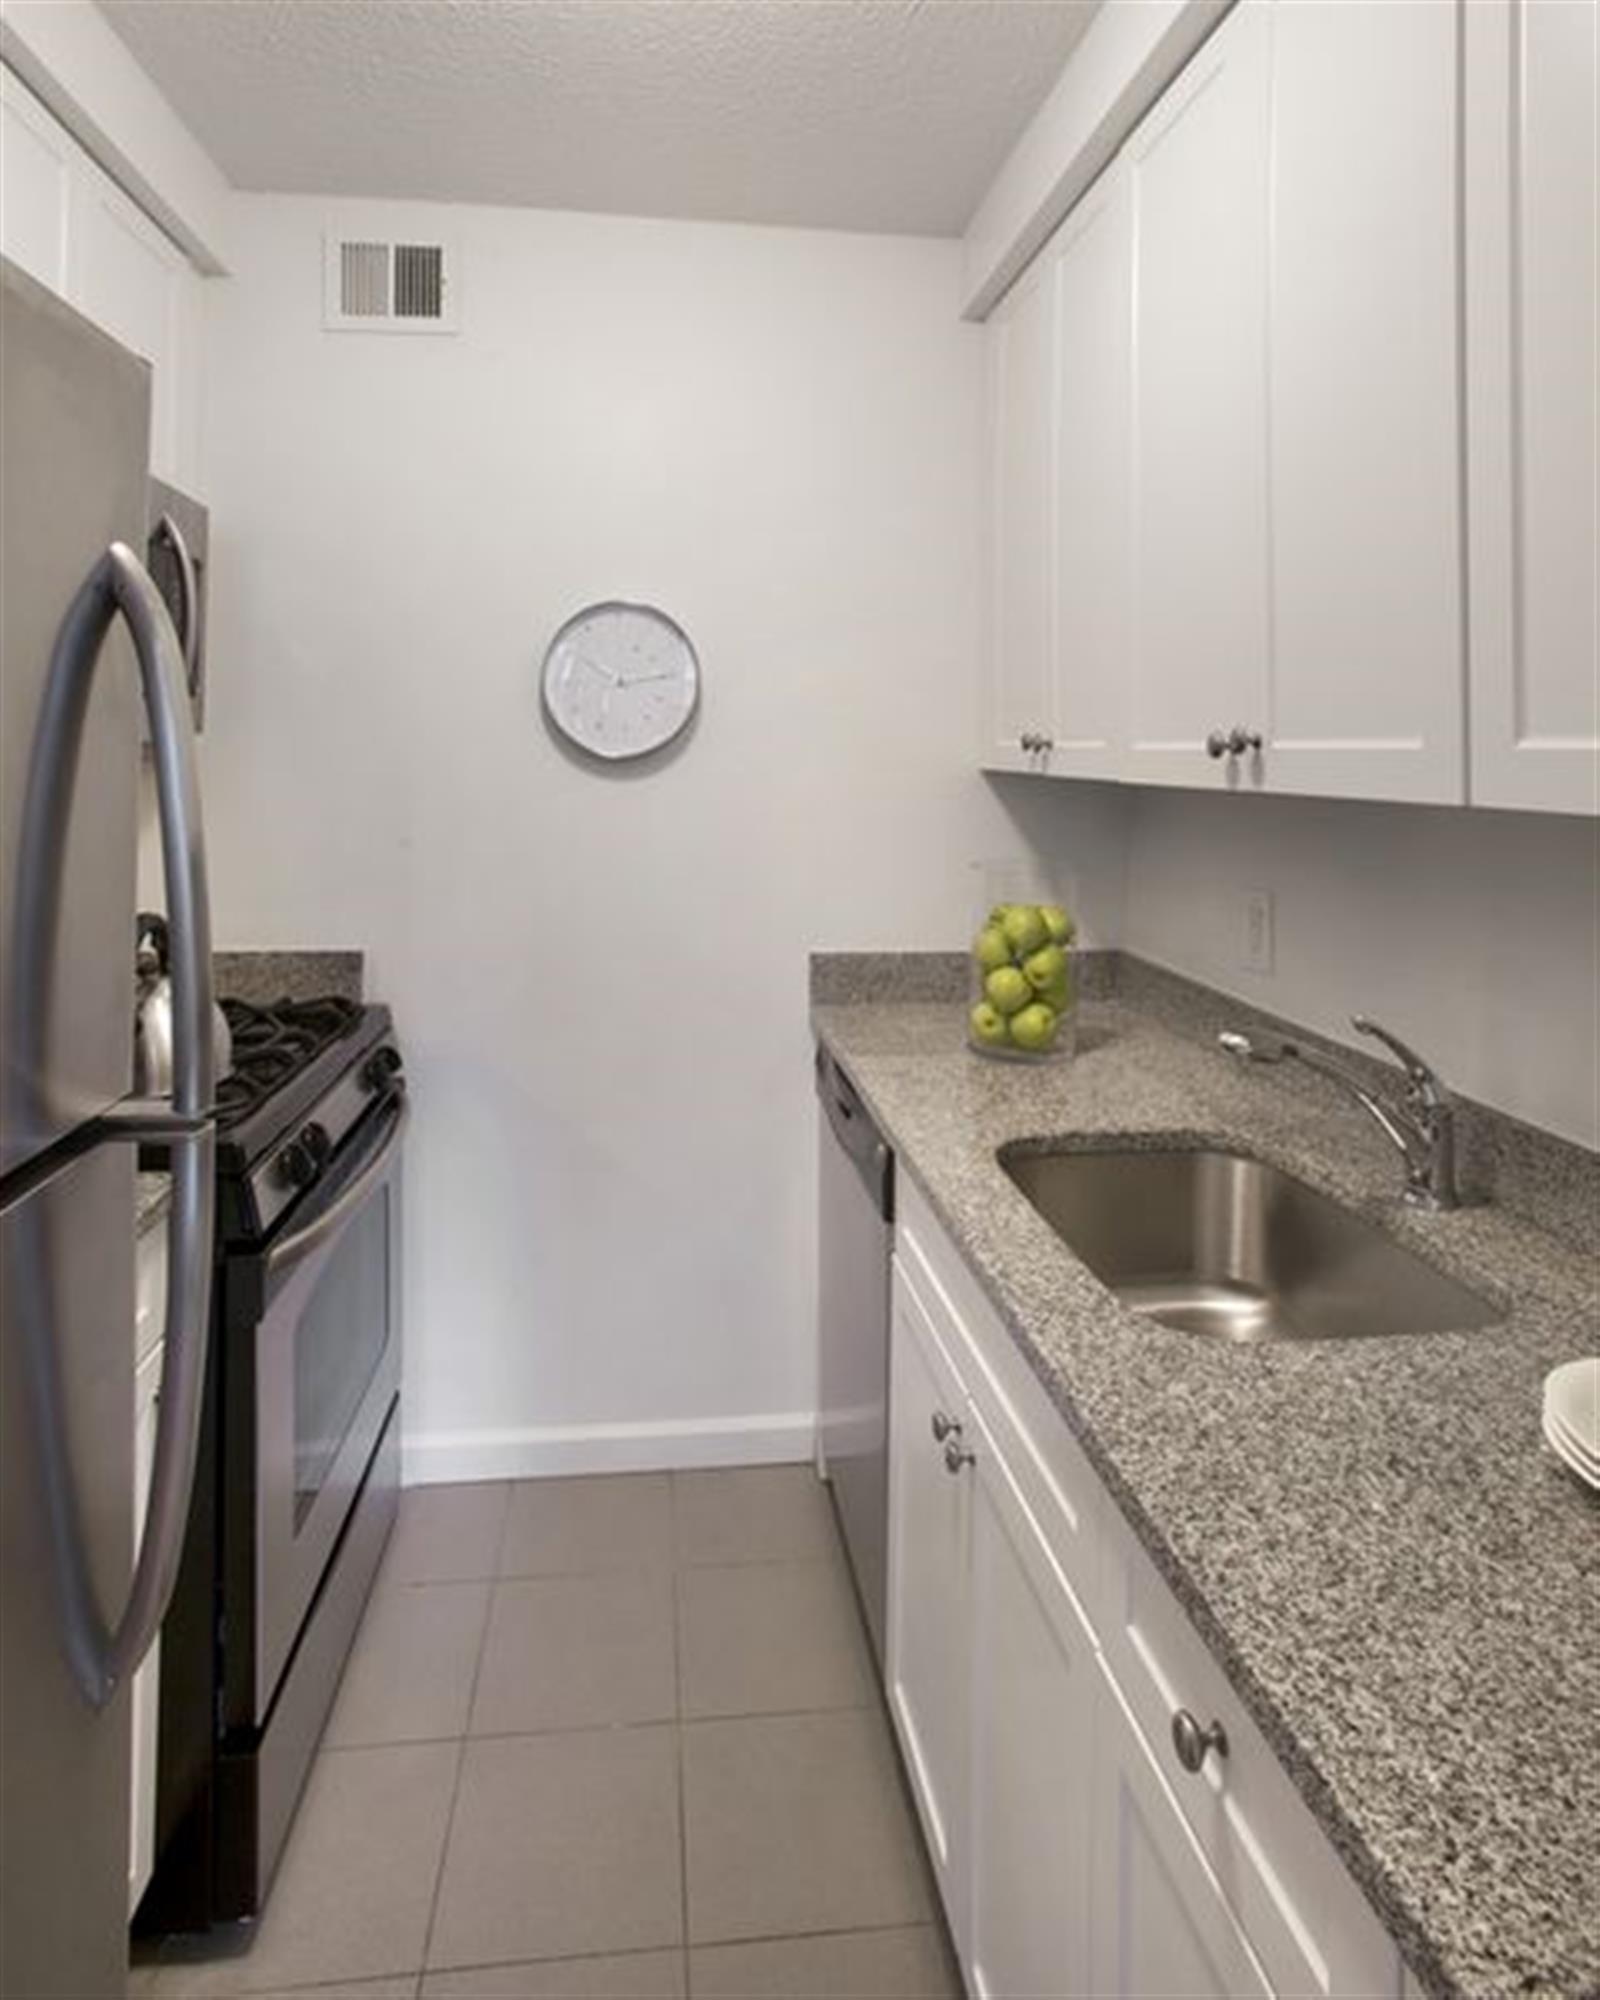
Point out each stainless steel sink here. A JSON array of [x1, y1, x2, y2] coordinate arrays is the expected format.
[[1000, 1146, 1502, 1342]]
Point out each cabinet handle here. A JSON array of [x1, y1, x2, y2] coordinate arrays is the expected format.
[[1171, 1708, 1228, 1774], [930, 1411, 962, 1444], [942, 1437, 976, 1476], [1206, 725, 1262, 760]]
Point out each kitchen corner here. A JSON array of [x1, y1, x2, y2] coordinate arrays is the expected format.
[[812, 949, 1599, 2000]]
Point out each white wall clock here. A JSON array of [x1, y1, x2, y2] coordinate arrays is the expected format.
[[541, 600, 701, 762]]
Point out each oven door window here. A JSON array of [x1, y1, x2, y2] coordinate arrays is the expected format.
[[292, 1185, 390, 1528]]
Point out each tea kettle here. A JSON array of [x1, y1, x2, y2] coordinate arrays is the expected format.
[[134, 911, 232, 1098]]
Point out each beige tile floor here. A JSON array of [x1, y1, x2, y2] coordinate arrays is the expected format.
[[130, 1466, 958, 2000]]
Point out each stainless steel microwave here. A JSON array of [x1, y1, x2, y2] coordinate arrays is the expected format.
[[146, 479, 208, 732]]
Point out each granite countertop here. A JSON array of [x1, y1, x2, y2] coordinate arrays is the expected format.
[[813, 984, 1598, 2000]]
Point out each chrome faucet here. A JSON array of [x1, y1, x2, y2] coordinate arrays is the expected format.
[[1218, 1016, 1461, 1211]]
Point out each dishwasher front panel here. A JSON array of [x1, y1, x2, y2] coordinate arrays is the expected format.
[[816, 1046, 893, 1668]]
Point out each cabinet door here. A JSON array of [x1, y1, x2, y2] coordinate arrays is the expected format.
[[128, 1341, 163, 1916], [1466, 0, 1598, 813], [965, 1407, 1095, 2000], [983, 250, 1057, 773], [1048, 159, 1132, 781], [886, 1261, 971, 1938], [1091, 1662, 1273, 2000], [1122, 0, 1271, 789], [0, 67, 75, 295], [69, 165, 192, 486], [1265, 0, 1464, 804]]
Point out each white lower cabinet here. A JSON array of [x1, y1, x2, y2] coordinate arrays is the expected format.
[[1091, 1661, 1271, 2000], [885, 1186, 1404, 1999], [964, 1402, 1094, 2000], [886, 1262, 971, 1929]]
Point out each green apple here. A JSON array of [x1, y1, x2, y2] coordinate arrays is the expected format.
[[1039, 904, 1075, 945], [969, 1000, 1009, 1048], [1008, 1001, 1060, 1053], [1001, 905, 1047, 958], [972, 925, 1012, 973], [984, 965, 1031, 1016], [1037, 968, 1072, 1013], [1021, 943, 1067, 992]]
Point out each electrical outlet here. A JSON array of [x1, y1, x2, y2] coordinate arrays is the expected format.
[[1242, 890, 1274, 974]]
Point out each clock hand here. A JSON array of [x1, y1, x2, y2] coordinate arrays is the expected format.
[[619, 670, 680, 687], [576, 653, 620, 686]]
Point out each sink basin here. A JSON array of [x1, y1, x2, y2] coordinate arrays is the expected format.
[[1000, 1146, 1502, 1342]]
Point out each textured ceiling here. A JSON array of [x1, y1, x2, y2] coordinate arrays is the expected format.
[[96, 0, 1099, 235]]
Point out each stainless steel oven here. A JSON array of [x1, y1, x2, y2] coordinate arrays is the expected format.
[[225, 1089, 407, 1725]]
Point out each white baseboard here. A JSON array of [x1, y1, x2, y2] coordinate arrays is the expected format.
[[401, 1410, 817, 1486]]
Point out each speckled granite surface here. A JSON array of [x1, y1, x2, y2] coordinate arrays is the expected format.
[[810, 948, 1118, 1007], [214, 950, 364, 1007], [813, 984, 1599, 2000], [135, 1171, 169, 1235]]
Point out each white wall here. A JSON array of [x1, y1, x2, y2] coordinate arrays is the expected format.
[[1118, 789, 1599, 1147], [200, 194, 1125, 1481]]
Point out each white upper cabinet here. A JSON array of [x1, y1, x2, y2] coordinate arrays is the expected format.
[[983, 249, 1057, 772], [1465, 0, 1599, 815], [1122, 0, 1271, 790], [979, 0, 1586, 811], [1263, 0, 1465, 804], [1047, 159, 1132, 782], [71, 168, 201, 491], [0, 65, 205, 492], [0, 64, 75, 295], [983, 155, 1132, 780]]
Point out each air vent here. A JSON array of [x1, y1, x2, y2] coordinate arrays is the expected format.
[[323, 231, 459, 333]]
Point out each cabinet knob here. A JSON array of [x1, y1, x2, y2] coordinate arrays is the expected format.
[[1171, 1708, 1228, 1774], [1207, 725, 1262, 760], [1037, 734, 1054, 753], [1019, 730, 1039, 753], [942, 1437, 976, 1476], [930, 1411, 962, 1444], [1205, 728, 1231, 760]]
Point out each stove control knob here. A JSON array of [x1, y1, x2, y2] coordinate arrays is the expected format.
[[363, 1046, 403, 1093], [278, 1121, 331, 1189]]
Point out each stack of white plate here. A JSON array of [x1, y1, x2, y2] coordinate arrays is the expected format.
[[1542, 1357, 1600, 1492]]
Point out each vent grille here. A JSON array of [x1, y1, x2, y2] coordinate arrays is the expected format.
[[323, 231, 458, 333], [339, 241, 390, 317]]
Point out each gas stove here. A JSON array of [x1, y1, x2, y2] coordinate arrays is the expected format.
[[141, 989, 407, 1937], [208, 995, 402, 1243]]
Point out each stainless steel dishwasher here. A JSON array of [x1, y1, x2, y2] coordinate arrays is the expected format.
[[815, 1043, 894, 1667]]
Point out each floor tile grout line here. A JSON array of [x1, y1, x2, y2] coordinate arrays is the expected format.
[[319, 1688, 883, 1759], [669, 1535, 694, 1982], [413, 1535, 499, 1978]]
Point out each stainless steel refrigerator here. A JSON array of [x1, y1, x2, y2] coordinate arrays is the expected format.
[[1, 256, 217, 1997]]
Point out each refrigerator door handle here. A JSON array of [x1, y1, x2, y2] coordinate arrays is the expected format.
[[27, 542, 218, 1705], [152, 511, 199, 695]]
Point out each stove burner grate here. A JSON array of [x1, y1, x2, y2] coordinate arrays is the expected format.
[[217, 995, 363, 1130]]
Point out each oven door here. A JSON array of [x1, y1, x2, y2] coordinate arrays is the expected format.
[[237, 1090, 407, 1725]]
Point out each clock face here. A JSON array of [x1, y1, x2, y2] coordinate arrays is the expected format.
[[541, 601, 700, 762]]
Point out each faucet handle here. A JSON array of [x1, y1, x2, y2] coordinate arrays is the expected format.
[[1350, 1016, 1443, 1100]]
